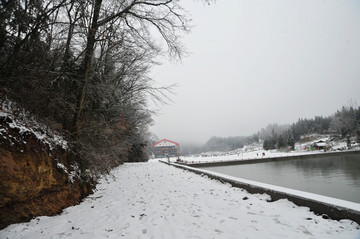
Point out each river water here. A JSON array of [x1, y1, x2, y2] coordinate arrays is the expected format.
[[203, 153, 360, 203]]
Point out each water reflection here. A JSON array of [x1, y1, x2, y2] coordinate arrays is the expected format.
[[204, 154, 360, 203]]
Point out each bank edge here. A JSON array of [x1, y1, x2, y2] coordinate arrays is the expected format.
[[160, 157, 360, 225]]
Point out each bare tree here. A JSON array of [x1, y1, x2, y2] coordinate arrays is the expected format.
[[74, 0, 194, 136], [0, 0, 214, 174]]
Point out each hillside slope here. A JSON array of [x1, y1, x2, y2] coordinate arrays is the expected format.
[[0, 104, 93, 229]]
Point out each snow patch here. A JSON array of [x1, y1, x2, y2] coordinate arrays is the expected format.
[[57, 163, 68, 173], [0, 100, 68, 150], [57, 163, 80, 183]]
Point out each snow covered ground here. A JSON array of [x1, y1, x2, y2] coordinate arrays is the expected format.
[[178, 149, 325, 164], [178, 147, 359, 165], [176, 135, 359, 165], [1, 161, 359, 239]]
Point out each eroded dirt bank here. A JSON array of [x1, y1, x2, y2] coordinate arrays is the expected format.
[[0, 117, 93, 229]]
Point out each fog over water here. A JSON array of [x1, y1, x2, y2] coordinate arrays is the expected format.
[[149, 0, 360, 145]]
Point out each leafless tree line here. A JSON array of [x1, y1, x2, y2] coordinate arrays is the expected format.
[[0, 0, 212, 175]]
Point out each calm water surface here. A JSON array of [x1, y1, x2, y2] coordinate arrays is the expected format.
[[204, 154, 360, 203]]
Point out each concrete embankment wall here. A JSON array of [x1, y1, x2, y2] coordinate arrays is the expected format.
[[161, 154, 360, 225], [183, 150, 360, 168]]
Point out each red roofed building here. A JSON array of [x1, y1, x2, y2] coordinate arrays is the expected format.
[[152, 139, 180, 158]]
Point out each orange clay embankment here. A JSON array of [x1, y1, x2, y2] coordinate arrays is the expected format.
[[0, 118, 93, 229]]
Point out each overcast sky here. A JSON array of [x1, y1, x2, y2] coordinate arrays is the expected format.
[[148, 0, 360, 145]]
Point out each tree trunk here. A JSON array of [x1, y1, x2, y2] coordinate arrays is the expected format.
[[74, 0, 102, 136], [62, 21, 75, 68]]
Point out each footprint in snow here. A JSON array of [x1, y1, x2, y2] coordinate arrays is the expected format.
[[298, 225, 313, 236], [214, 229, 224, 234]]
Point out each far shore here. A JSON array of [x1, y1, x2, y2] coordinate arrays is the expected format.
[[173, 149, 360, 168]]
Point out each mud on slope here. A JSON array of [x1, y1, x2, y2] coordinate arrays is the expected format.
[[0, 116, 94, 229]]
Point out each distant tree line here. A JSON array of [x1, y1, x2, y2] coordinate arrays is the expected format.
[[203, 136, 245, 152], [0, 0, 210, 176], [261, 106, 360, 150], [199, 105, 360, 153], [202, 134, 260, 153]]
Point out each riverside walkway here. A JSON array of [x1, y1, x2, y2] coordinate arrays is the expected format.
[[1, 161, 359, 238]]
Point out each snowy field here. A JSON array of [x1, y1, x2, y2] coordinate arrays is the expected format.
[[178, 149, 325, 164], [175, 136, 358, 165], [1, 161, 359, 239], [177, 146, 358, 165]]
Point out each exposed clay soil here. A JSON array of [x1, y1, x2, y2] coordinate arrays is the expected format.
[[0, 117, 93, 229]]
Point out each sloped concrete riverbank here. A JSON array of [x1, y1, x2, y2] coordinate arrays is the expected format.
[[164, 155, 360, 225]]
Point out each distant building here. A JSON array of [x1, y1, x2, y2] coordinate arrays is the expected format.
[[152, 139, 180, 158], [308, 140, 331, 150]]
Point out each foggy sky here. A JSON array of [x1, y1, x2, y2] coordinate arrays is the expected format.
[[149, 0, 360, 145]]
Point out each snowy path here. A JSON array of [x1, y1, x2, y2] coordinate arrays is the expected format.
[[1, 161, 359, 239]]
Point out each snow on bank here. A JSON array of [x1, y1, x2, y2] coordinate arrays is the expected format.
[[177, 149, 325, 164], [0, 100, 79, 182], [1, 161, 358, 239], [175, 135, 359, 165], [0, 100, 68, 150], [170, 162, 360, 213], [177, 147, 360, 165]]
